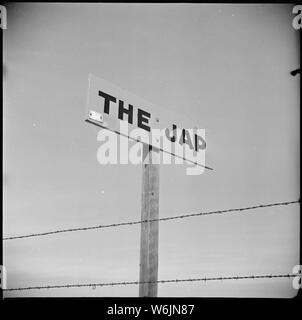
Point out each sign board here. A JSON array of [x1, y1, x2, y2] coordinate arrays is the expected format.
[[86, 74, 210, 169]]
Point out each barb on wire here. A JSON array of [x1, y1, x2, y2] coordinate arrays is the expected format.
[[3, 274, 295, 292], [3, 200, 299, 241]]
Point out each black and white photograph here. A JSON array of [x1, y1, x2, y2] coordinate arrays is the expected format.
[[1, 2, 301, 306]]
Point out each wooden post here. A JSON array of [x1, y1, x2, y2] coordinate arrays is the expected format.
[[139, 144, 160, 297]]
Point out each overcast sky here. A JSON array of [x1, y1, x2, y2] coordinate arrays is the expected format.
[[3, 3, 300, 297]]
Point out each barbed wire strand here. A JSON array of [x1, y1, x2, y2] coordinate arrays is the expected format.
[[3, 200, 299, 241], [3, 274, 295, 292]]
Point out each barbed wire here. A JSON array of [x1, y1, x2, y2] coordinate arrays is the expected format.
[[3, 200, 299, 241], [3, 274, 295, 292]]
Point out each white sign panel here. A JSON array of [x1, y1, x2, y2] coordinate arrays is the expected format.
[[86, 74, 210, 169]]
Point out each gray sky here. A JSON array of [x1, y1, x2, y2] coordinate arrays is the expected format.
[[3, 3, 300, 297]]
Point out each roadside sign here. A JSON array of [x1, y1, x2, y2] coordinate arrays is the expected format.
[[84, 73, 212, 298], [86, 73, 209, 168]]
